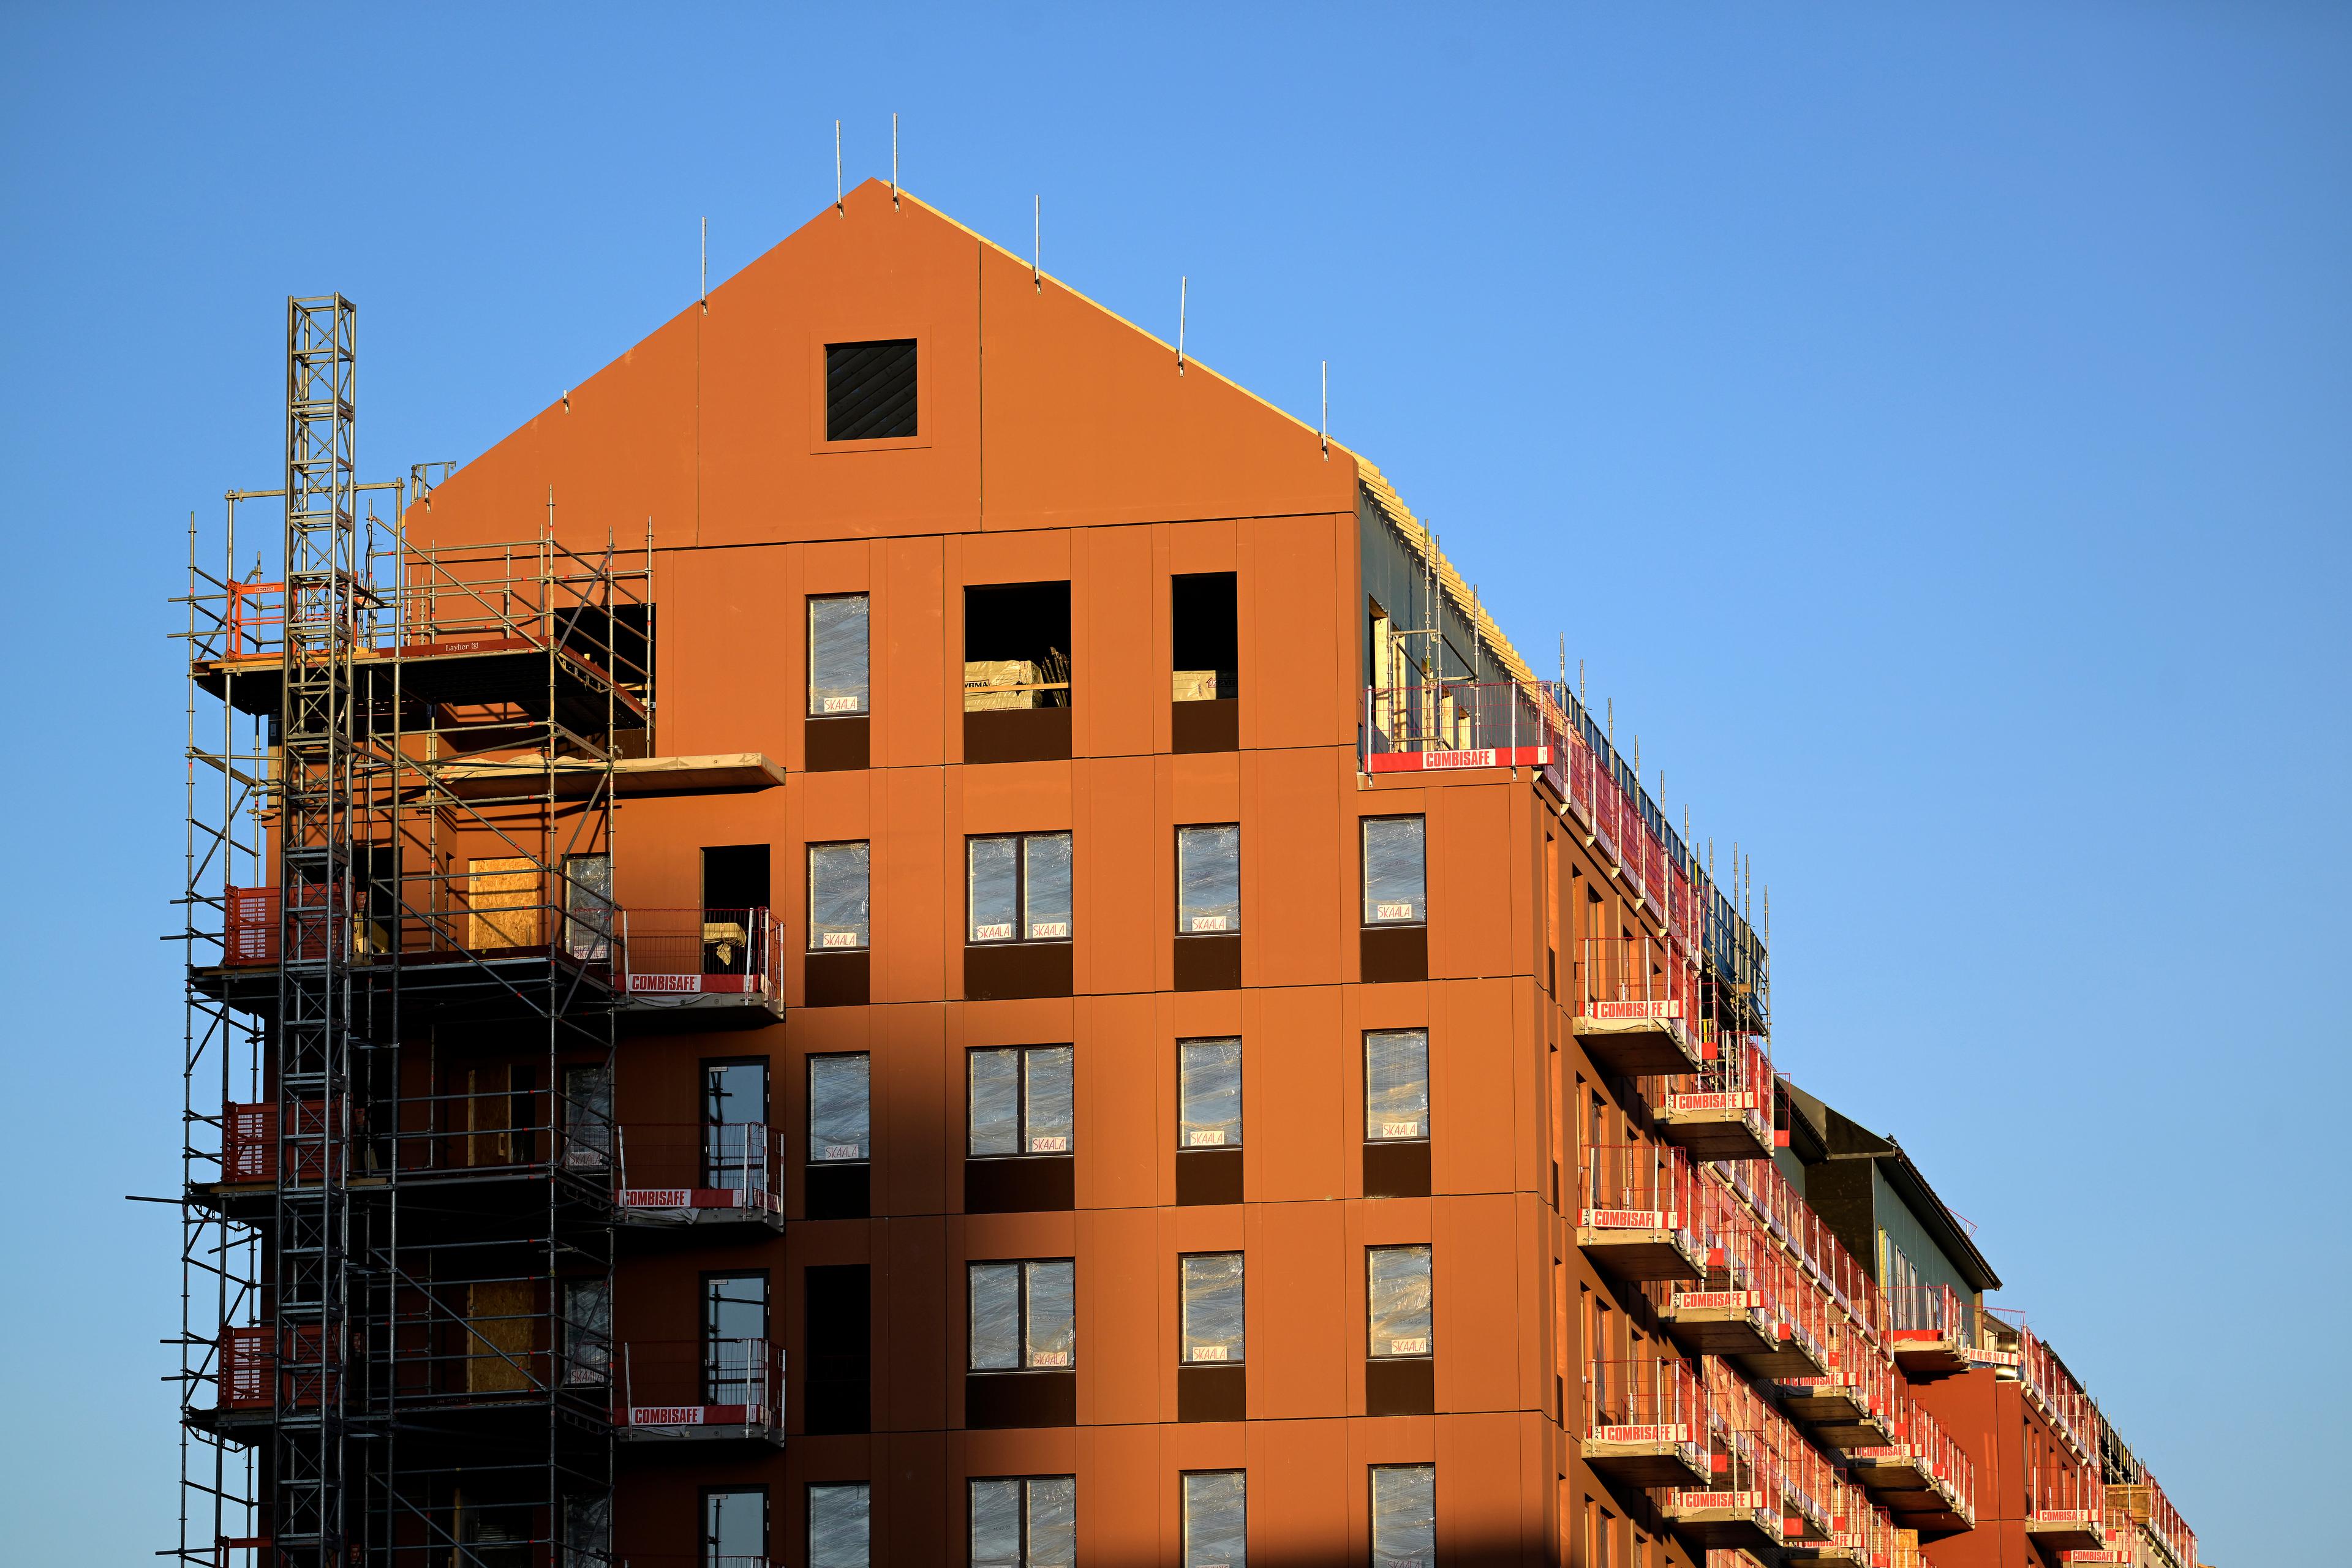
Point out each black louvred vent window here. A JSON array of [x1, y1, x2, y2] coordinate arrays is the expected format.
[[826, 339, 918, 441]]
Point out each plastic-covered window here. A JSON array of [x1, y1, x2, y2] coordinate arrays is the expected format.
[[1362, 816, 1427, 925], [1368, 1245, 1433, 1358], [561, 1278, 610, 1387], [1025, 833, 1072, 940], [808, 1483, 870, 1568], [1178, 1039, 1242, 1148], [971, 1476, 1076, 1568], [1178, 824, 1242, 933], [968, 1046, 1074, 1157], [808, 1054, 870, 1163], [560, 1492, 610, 1568], [809, 842, 871, 950], [1365, 1030, 1430, 1142], [1370, 1465, 1435, 1568], [1181, 1253, 1245, 1363], [1183, 1471, 1247, 1568], [809, 594, 870, 716], [969, 1259, 1076, 1371]]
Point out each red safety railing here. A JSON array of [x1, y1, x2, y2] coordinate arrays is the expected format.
[[618, 1338, 783, 1437], [2018, 1329, 2101, 1464], [1580, 1143, 1716, 1247], [1585, 1357, 1710, 1458], [1719, 1156, 1890, 1360], [221, 883, 348, 966], [217, 1322, 337, 1411], [1655, 1032, 1774, 1133], [616, 908, 780, 1003], [614, 1121, 781, 1217], [2027, 1423, 2105, 1530], [220, 1099, 341, 1183], [1887, 1281, 1970, 1341], [1874, 1386, 1976, 1525], [2141, 1474, 2196, 1568], [1577, 934, 1702, 1029]]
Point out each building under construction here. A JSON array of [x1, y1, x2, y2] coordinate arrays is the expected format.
[[172, 182, 2205, 1568]]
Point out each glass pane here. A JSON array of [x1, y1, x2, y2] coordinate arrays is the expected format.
[[809, 842, 871, 950], [705, 1273, 767, 1344], [706, 1061, 769, 1189], [562, 853, 614, 960], [809, 1483, 871, 1568], [1025, 1260, 1076, 1368], [969, 836, 1019, 942], [1183, 1471, 1247, 1568], [1370, 1466, 1436, 1568], [1364, 1030, 1430, 1142], [809, 1054, 870, 1163], [968, 1263, 1022, 1370], [968, 1049, 1021, 1158], [562, 1492, 611, 1568], [704, 1488, 766, 1566], [1362, 817, 1426, 924], [1178, 1039, 1242, 1147], [562, 1064, 612, 1166], [809, 594, 871, 716], [1368, 1246, 1433, 1357], [970, 1479, 1023, 1568], [1180, 1254, 1245, 1363], [561, 1278, 611, 1385], [1028, 1476, 1078, 1567], [1177, 824, 1242, 933], [1024, 1047, 1074, 1154], [1024, 832, 1074, 940]]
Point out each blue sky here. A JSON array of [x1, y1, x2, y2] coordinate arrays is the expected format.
[[2, 3, 2345, 1560]]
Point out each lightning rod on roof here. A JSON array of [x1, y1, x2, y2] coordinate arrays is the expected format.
[[834, 120, 843, 213], [1177, 277, 1187, 374], [1321, 360, 1328, 457], [1033, 197, 1041, 290], [891, 113, 899, 206], [700, 217, 707, 311]]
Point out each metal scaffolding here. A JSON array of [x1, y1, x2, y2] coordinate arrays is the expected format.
[[175, 295, 652, 1567]]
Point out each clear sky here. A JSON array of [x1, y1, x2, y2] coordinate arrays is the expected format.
[[2, 3, 2344, 1561]]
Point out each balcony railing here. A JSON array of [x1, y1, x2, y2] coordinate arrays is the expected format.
[[614, 1121, 783, 1227], [1886, 1283, 1973, 1377], [1574, 936, 1704, 1077], [1578, 1143, 1711, 1281], [1583, 1357, 1711, 1487], [614, 907, 781, 1010], [617, 1338, 783, 1442], [2017, 1329, 2102, 1466], [1651, 1033, 1775, 1161]]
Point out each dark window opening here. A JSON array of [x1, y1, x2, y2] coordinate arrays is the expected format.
[[825, 339, 918, 442], [1172, 572, 1238, 701], [965, 582, 1071, 710], [703, 844, 771, 912], [804, 1264, 871, 1435]]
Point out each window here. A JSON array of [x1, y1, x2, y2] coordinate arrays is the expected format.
[[809, 1054, 871, 1164], [1177, 824, 1241, 933], [809, 1483, 870, 1568], [561, 1492, 611, 1568], [703, 843, 771, 913], [970, 1476, 1076, 1568], [1178, 1038, 1242, 1147], [1181, 1254, 1245, 1363], [560, 1276, 611, 1387], [809, 594, 871, 715], [825, 339, 917, 442], [1368, 1245, 1433, 1358], [808, 841, 871, 950], [1362, 816, 1426, 925], [967, 832, 1073, 943], [1370, 1466, 1435, 1568], [1365, 1030, 1430, 1142], [969, 1259, 1076, 1370], [1182, 1471, 1246, 1568], [1171, 572, 1238, 701], [703, 1487, 767, 1568], [562, 851, 613, 960], [964, 582, 1072, 711], [704, 1273, 769, 1404], [560, 1063, 612, 1169], [703, 1060, 769, 1191], [969, 1046, 1075, 1156]]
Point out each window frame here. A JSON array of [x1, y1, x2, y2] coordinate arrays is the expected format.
[[966, 830, 1075, 945], [807, 592, 872, 717], [1177, 1037, 1243, 1150], [807, 839, 873, 951], [1368, 1464, 1436, 1568], [703, 1057, 771, 1189], [1180, 1469, 1248, 1568], [1179, 1251, 1246, 1365], [823, 338, 919, 444], [1363, 1029, 1431, 1145], [699, 1484, 769, 1568], [1360, 814, 1428, 927], [966, 1044, 1076, 1159], [1176, 823, 1242, 935], [969, 1475, 1077, 1568], [1366, 1244, 1434, 1360], [807, 1052, 872, 1166], [968, 1257, 1078, 1372]]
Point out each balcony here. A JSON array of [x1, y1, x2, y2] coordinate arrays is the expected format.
[[1581, 1358, 1711, 1487], [2023, 1510, 2106, 1558], [1653, 1034, 1775, 1161], [617, 1338, 783, 1445], [1577, 1144, 1708, 1282], [1851, 1392, 1976, 1537], [1664, 1286, 1777, 1357], [2017, 1329, 2102, 1467], [1777, 1351, 1898, 1452], [612, 907, 784, 1025], [613, 1121, 783, 1233], [1886, 1283, 1973, 1379], [1573, 937, 1704, 1077]]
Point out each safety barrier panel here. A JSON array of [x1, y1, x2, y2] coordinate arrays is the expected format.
[[615, 1121, 782, 1218], [619, 1338, 783, 1438]]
